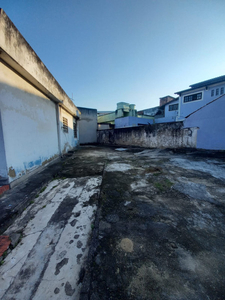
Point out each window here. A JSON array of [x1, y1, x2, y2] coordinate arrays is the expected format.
[[73, 117, 77, 138], [211, 89, 214, 97], [216, 88, 219, 96], [184, 93, 202, 103], [169, 103, 179, 111], [221, 87, 224, 95], [63, 117, 68, 133]]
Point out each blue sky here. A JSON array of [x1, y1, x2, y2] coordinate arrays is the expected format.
[[1, 0, 225, 111]]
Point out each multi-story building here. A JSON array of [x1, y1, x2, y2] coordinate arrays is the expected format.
[[175, 75, 225, 121]]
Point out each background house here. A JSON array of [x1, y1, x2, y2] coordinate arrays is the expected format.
[[138, 96, 179, 124], [115, 116, 153, 128], [97, 102, 137, 127], [154, 98, 179, 124], [184, 94, 225, 150], [77, 107, 97, 144], [176, 75, 225, 121], [159, 95, 176, 106], [98, 102, 154, 129], [138, 106, 165, 119], [0, 9, 80, 187]]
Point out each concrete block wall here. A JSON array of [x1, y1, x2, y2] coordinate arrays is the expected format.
[[97, 122, 198, 149]]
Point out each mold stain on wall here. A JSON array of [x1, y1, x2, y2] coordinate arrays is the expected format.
[[8, 166, 16, 178]]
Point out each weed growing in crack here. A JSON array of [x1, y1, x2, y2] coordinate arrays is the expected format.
[[154, 179, 173, 192], [40, 186, 47, 193]]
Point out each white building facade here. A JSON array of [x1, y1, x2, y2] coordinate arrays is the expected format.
[[155, 98, 179, 124], [0, 9, 80, 186], [176, 75, 225, 121]]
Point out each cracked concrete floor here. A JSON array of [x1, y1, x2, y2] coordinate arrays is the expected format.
[[0, 146, 225, 300], [0, 176, 102, 300]]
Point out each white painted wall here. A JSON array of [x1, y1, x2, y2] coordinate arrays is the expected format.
[[0, 111, 8, 179], [0, 62, 59, 183], [59, 107, 79, 153], [184, 95, 225, 150], [178, 82, 225, 120], [155, 100, 179, 124], [0, 9, 79, 118], [78, 107, 97, 144]]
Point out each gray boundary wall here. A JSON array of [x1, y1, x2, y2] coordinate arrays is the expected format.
[[97, 122, 198, 148]]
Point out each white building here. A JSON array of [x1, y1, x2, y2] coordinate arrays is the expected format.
[[155, 98, 179, 124], [175, 75, 225, 121], [77, 107, 97, 144], [0, 9, 80, 187]]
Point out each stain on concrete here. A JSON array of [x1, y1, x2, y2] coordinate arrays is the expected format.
[[77, 253, 83, 264], [77, 240, 83, 249], [55, 258, 69, 275], [174, 181, 216, 204], [79, 147, 225, 300], [56, 250, 67, 260], [62, 143, 72, 155], [54, 287, 60, 294], [41, 154, 58, 166], [65, 281, 75, 296], [120, 238, 133, 252], [70, 219, 77, 227], [74, 211, 81, 217], [62, 183, 70, 188]]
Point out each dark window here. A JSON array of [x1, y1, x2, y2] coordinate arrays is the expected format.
[[216, 88, 219, 96], [211, 89, 214, 97], [184, 93, 202, 103], [73, 117, 77, 138], [221, 87, 224, 95], [169, 103, 179, 111], [63, 117, 68, 133]]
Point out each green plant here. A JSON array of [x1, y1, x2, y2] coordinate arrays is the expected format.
[[40, 186, 47, 193], [154, 179, 173, 192]]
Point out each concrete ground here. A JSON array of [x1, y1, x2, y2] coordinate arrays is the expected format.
[[0, 146, 225, 300]]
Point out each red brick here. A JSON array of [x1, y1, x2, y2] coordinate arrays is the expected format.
[[0, 236, 11, 257], [0, 185, 10, 196]]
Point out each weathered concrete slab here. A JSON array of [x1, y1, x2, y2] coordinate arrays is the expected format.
[[79, 147, 225, 300], [0, 146, 225, 300], [0, 147, 105, 300]]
